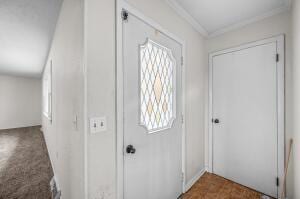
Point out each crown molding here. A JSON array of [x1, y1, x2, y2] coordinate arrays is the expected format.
[[208, 3, 292, 38], [166, 0, 292, 38], [165, 0, 208, 37]]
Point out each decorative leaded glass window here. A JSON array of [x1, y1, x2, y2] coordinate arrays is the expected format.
[[139, 39, 176, 133]]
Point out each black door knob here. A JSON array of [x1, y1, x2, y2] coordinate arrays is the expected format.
[[213, 119, 220, 124], [126, 145, 136, 154]]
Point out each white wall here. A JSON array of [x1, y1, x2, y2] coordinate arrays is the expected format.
[[85, 0, 116, 197], [0, 75, 41, 129], [42, 0, 85, 198], [205, 11, 294, 198], [292, 0, 300, 198], [85, 0, 206, 198]]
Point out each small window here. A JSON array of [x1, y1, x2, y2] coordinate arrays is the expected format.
[[43, 60, 52, 121], [139, 39, 176, 133]]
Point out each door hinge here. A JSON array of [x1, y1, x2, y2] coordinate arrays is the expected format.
[[181, 56, 184, 66], [121, 10, 128, 21], [276, 54, 279, 62], [182, 172, 185, 182], [181, 114, 184, 124], [276, 177, 279, 186]]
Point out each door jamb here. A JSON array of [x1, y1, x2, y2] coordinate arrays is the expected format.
[[207, 35, 285, 197], [116, 1, 187, 199]]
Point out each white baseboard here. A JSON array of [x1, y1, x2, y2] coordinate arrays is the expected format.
[[0, 124, 42, 131], [41, 126, 59, 191], [184, 167, 207, 192]]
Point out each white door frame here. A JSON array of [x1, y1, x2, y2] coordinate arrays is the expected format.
[[208, 35, 285, 197], [116, 1, 187, 199]]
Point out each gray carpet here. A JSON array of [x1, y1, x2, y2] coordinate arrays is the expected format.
[[0, 126, 53, 199]]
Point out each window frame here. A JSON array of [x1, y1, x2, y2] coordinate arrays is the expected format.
[[43, 60, 53, 122], [138, 38, 177, 133]]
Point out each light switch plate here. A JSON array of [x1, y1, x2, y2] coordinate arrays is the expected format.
[[90, 117, 107, 134]]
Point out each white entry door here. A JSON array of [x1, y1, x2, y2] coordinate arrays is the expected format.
[[123, 11, 183, 199], [211, 40, 283, 198]]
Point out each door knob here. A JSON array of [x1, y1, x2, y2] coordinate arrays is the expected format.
[[213, 119, 220, 124], [126, 145, 136, 154]]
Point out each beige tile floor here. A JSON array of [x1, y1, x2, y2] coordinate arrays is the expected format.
[[183, 172, 273, 199]]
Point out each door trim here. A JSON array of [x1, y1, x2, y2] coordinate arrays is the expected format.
[[208, 35, 285, 197], [116, 1, 187, 199]]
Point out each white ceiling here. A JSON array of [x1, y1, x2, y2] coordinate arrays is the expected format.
[[0, 0, 62, 78], [167, 0, 291, 37]]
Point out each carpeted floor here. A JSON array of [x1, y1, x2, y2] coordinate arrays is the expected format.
[[0, 126, 53, 199]]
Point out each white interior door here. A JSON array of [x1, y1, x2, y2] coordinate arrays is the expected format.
[[212, 42, 279, 198], [123, 11, 183, 199]]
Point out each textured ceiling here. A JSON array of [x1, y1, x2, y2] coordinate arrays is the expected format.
[[0, 0, 62, 78]]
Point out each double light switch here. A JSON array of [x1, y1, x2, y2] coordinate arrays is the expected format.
[[90, 117, 107, 134]]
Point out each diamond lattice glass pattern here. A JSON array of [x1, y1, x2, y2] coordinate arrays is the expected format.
[[140, 39, 176, 132]]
